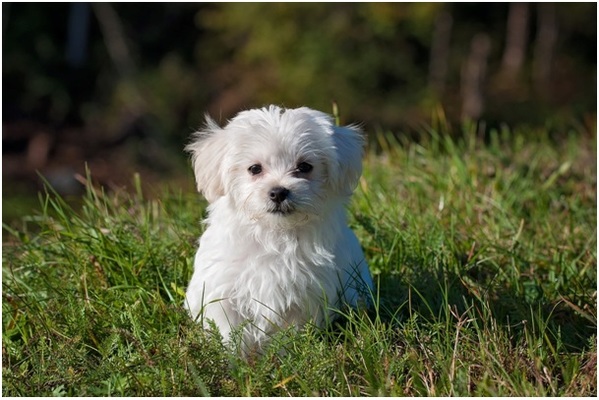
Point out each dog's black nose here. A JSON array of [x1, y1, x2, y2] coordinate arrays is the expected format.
[[269, 187, 289, 204]]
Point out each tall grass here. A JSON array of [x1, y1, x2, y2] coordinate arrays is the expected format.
[[2, 124, 596, 396]]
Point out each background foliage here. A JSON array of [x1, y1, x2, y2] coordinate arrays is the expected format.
[[3, 3, 596, 139], [4, 3, 596, 200]]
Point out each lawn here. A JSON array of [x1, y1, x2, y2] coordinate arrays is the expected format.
[[2, 122, 597, 396]]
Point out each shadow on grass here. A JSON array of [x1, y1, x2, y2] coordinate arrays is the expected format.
[[369, 264, 595, 353]]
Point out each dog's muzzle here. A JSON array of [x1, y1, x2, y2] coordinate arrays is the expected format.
[[268, 187, 294, 215]]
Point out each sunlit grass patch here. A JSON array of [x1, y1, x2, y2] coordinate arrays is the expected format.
[[3, 125, 596, 396]]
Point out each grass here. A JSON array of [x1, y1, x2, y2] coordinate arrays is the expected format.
[[2, 122, 597, 396]]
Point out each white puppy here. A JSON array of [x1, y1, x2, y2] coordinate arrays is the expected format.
[[184, 105, 373, 353]]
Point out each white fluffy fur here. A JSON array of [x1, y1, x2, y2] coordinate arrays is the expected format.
[[184, 105, 373, 352]]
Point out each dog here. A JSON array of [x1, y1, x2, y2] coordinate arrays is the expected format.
[[184, 105, 373, 353]]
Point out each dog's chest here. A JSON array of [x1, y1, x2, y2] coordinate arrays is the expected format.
[[224, 234, 338, 316], [197, 219, 343, 320]]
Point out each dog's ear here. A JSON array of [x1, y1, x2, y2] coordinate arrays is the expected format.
[[295, 107, 365, 196], [330, 124, 364, 196], [185, 116, 228, 203]]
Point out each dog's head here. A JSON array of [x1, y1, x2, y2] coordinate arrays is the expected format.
[[186, 105, 364, 226]]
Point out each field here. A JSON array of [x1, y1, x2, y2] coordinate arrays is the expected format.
[[2, 122, 597, 396]]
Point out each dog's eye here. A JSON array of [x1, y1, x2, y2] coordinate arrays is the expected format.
[[248, 164, 262, 175], [296, 162, 313, 173]]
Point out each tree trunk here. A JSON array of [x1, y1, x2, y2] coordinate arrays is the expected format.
[[461, 33, 491, 120], [533, 3, 558, 98], [501, 3, 529, 79]]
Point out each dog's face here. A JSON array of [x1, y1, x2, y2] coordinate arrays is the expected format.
[[187, 106, 363, 227]]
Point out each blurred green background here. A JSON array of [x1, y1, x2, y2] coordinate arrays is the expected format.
[[2, 3, 596, 205]]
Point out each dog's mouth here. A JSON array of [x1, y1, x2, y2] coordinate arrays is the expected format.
[[267, 203, 295, 216]]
